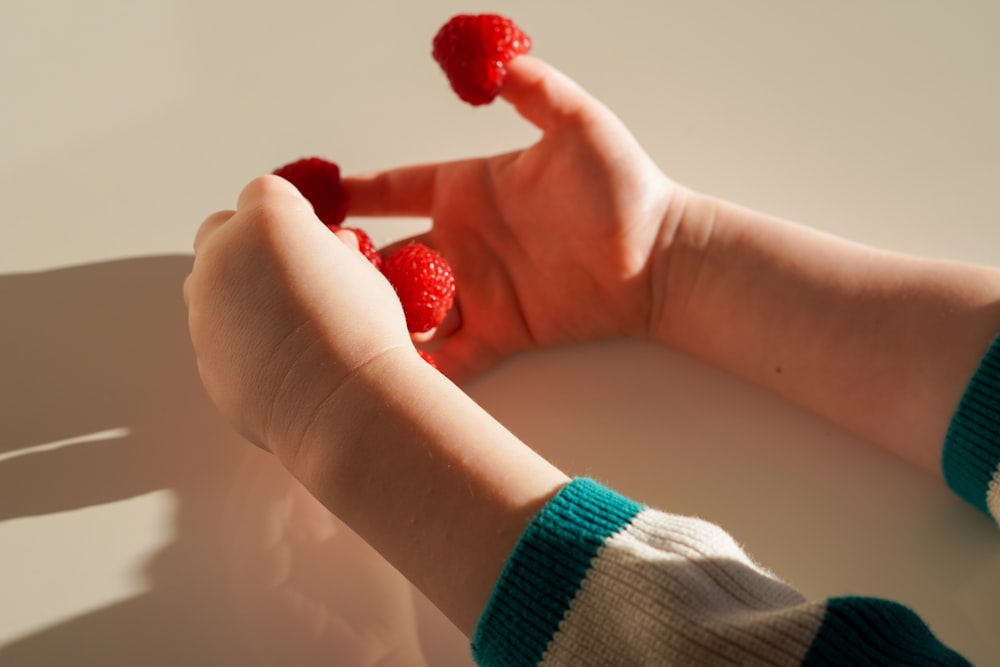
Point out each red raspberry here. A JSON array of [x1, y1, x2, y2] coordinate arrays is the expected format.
[[432, 13, 532, 106], [381, 243, 456, 333], [417, 349, 438, 369], [343, 227, 382, 270], [273, 157, 347, 227]]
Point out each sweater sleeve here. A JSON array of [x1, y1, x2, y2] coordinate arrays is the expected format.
[[471, 478, 970, 667], [943, 332, 1000, 523]]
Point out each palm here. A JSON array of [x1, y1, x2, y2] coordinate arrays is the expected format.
[[433, 120, 671, 377], [346, 56, 674, 380]]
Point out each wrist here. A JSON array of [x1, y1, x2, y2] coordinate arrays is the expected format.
[[645, 186, 719, 348], [281, 345, 570, 635], [278, 345, 425, 489]]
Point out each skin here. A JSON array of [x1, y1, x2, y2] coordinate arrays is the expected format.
[[655, 195, 1000, 473], [185, 175, 569, 635], [345, 57, 674, 381], [184, 55, 1000, 637]]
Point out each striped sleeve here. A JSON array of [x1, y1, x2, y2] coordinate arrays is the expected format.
[[471, 478, 970, 667], [943, 332, 1000, 523]]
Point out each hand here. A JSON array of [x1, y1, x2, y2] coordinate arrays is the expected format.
[[186, 106, 575, 640], [184, 175, 414, 462], [344, 56, 681, 382]]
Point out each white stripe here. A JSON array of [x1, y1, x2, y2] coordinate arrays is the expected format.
[[987, 464, 1000, 523], [541, 509, 825, 667]]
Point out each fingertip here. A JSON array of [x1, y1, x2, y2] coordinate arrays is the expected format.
[[500, 55, 590, 131], [238, 173, 308, 211], [332, 227, 360, 252], [502, 53, 547, 85], [193, 209, 235, 254]]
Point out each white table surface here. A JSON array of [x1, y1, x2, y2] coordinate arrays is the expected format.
[[2, 2, 998, 665]]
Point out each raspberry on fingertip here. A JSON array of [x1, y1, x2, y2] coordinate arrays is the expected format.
[[273, 157, 348, 227], [432, 13, 532, 106]]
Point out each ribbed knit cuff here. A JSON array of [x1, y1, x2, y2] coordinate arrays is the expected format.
[[942, 332, 1000, 522], [802, 597, 972, 666], [471, 478, 642, 667]]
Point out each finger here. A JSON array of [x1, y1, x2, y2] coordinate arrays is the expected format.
[[193, 209, 235, 253], [435, 304, 461, 339], [196, 175, 318, 255], [331, 227, 360, 252], [341, 163, 439, 217], [431, 332, 503, 386], [182, 273, 195, 309], [235, 175, 337, 250], [182, 273, 191, 308], [500, 55, 594, 132], [237, 173, 311, 212]]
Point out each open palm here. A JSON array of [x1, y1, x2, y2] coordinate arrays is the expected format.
[[345, 56, 677, 382]]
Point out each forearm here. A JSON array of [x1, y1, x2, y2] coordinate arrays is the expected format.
[[652, 190, 1000, 473], [278, 347, 570, 637]]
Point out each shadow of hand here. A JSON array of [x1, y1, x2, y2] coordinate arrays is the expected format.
[[222, 447, 429, 667], [0, 256, 455, 666]]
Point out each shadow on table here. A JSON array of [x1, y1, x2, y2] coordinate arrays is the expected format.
[[0, 256, 467, 667]]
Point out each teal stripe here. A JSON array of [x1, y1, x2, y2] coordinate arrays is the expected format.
[[943, 333, 1000, 517], [471, 478, 642, 667], [801, 597, 971, 666]]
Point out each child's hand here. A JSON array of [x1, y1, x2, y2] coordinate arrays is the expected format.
[[186, 175, 571, 636], [345, 55, 683, 382], [184, 175, 414, 461]]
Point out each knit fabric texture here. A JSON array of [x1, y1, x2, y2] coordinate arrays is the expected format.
[[472, 479, 970, 666], [943, 332, 1000, 522], [468, 336, 1000, 665], [471, 479, 641, 666]]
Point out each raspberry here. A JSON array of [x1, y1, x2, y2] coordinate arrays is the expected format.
[[381, 243, 456, 333], [417, 349, 438, 369], [343, 227, 382, 270], [273, 157, 347, 227], [432, 13, 532, 106]]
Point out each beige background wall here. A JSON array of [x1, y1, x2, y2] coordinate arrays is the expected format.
[[2, 1, 997, 665]]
